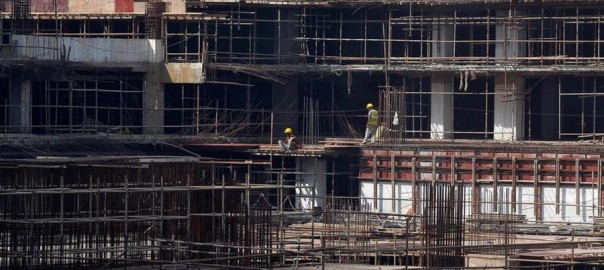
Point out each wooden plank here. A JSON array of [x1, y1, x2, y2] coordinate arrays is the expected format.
[[472, 157, 478, 215], [534, 159, 540, 222], [493, 157, 498, 212], [512, 157, 517, 213], [412, 157, 417, 215], [431, 156, 436, 185], [391, 154, 396, 213], [576, 159, 581, 215], [451, 156, 455, 185], [373, 153, 377, 209], [556, 156, 560, 214], [599, 158, 602, 217]]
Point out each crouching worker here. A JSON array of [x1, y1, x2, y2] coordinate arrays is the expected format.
[[278, 128, 303, 152], [375, 123, 397, 140]]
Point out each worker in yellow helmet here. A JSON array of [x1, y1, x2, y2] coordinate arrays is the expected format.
[[278, 128, 303, 152], [362, 103, 379, 144]]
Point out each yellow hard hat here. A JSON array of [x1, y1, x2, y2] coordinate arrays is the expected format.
[[284, 128, 293, 134], [366, 103, 374, 109]]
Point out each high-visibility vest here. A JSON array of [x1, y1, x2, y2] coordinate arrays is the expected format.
[[368, 109, 378, 126]]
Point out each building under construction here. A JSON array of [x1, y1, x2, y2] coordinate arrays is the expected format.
[[4, 0, 604, 269]]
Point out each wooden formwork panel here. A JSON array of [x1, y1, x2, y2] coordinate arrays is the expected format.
[[360, 149, 602, 185]]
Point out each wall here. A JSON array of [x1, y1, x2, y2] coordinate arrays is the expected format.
[[12, 35, 164, 64], [359, 181, 598, 223], [162, 63, 205, 83], [296, 158, 327, 211], [31, 0, 69, 13]]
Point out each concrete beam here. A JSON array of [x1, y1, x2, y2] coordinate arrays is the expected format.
[[11, 35, 164, 63]]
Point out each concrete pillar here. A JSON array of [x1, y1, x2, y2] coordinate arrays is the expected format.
[[296, 157, 326, 210], [493, 9, 526, 141], [9, 73, 31, 133], [273, 8, 299, 136], [495, 10, 527, 62], [430, 18, 455, 139], [276, 8, 299, 64], [494, 76, 524, 141], [431, 76, 454, 139], [272, 81, 298, 137], [431, 18, 454, 59], [143, 65, 164, 135], [539, 78, 559, 140]]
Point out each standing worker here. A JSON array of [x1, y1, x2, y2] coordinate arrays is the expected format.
[[362, 103, 379, 144], [278, 128, 303, 152]]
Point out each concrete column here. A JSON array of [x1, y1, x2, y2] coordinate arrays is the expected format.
[[272, 80, 298, 137], [494, 9, 526, 141], [273, 8, 299, 135], [539, 78, 559, 140], [9, 73, 31, 133], [295, 157, 326, 210], [495, 10, 527, 62], [430, 76, 454, 139], [276, 8, 299, 64], [430, 18, 455, 139], [494, 76, 524, 141], [143, 65, 164, 135], [431, 18, 454, 59]]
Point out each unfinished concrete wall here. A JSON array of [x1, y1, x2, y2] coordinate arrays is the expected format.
[[69, 0, 115, 14], [31, 0, 68, 13], [11, 35, 164, 64], [165, 0, 186, 13]]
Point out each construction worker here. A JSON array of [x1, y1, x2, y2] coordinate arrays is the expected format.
[[361, 103, 379, 144], [278, 128, 303, 152]]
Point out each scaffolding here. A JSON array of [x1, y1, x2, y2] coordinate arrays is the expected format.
[[4, 1, 604, 269], [4, 5, 604, 139]]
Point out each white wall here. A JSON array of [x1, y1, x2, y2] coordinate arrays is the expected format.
[[358, 181, 599, 224], [359, 181, 413, 213], [516, 185, 536, 222], [542, 186, 598, 223], [295, 158, 326, 211]]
